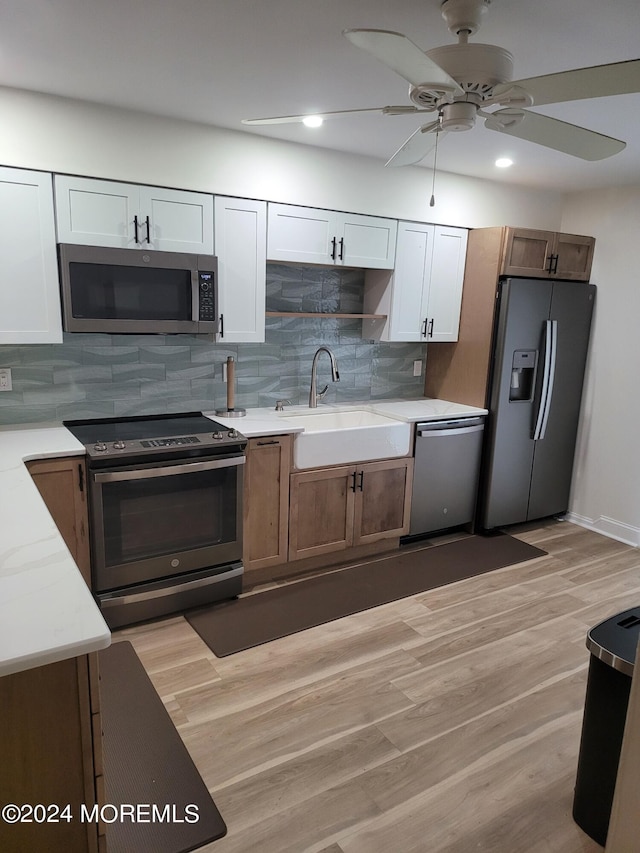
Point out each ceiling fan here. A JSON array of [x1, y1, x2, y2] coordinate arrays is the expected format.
[[242, 0, 640, 167]]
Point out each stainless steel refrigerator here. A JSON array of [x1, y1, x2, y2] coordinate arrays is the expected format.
[[480, 277, 596, 529]]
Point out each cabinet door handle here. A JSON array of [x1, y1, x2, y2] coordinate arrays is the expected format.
[[331, 237, 337, 261], [421, 318, 428, 338], [351, 471, 357, 492], [358, 471, 364, 491], [78, 463, 85, 493], [133, 215, 140, 244], [546, 253, 559, 274], [338, 237, 344, 261], [145, 215, 151, 243], [257, 440, 279, 446], [219, 313, 224, 337], [428, 318, 434, 338]]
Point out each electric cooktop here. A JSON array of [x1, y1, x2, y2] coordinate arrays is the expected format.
[[64, 412, 246, 461]]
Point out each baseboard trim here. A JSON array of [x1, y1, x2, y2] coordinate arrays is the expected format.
[[566, 512, 640, 548]]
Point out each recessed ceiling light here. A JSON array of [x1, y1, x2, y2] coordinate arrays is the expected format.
[[495, 157, 514, 168], [302, 115, 323, 128]]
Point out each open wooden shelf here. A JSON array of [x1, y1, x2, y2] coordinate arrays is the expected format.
[[266, 311, 386, 319]]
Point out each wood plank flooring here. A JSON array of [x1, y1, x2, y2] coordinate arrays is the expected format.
[[115, 520, 640, 852]]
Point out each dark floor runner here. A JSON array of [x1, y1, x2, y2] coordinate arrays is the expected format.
[[187, 533, 546, 657], [99, 640, 226, 853]]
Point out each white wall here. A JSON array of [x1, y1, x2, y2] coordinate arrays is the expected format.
[[0, 86, 565, 229], [562, 188, 640, 546]]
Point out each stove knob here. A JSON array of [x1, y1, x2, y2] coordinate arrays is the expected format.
[[227, 429, 239, 439], [212, 431, 225, 440], [94, 441, 108, 452], [113, 440, 126, 450]]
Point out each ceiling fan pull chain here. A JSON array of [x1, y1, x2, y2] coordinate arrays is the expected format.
[[429, 126, 441, 207]]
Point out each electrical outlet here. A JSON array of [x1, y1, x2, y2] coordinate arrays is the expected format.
[[413, 360, 422, 377], [0, 368, 12, 391]]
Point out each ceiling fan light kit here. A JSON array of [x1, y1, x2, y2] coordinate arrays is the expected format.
[[439, 102, 476, 132], [242, 0, 640, 169]]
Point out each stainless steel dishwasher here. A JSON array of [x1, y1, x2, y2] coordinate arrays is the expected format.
[[408, 416, 485, 537]]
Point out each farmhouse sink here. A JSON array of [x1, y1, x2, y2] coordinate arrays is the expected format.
[[279, 409, 411, 469]]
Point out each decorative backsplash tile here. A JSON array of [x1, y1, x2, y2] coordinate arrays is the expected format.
[[0, 265, 426, 424]]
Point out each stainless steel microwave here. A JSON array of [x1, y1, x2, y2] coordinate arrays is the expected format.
[[58, 243, 218, 334]]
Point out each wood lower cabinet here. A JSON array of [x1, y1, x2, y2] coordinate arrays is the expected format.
[[288, 458, 413, 561], [289, 465, 354, 560], [354, 459, 414, 545], [0, 653, 102, 853], [27, 457, 91, 585], [243, 435, 291, 571]]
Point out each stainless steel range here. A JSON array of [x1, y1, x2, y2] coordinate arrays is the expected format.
[[64, 412, 246, 629]]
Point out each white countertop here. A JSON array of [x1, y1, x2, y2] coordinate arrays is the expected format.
[[205, 397, 487, 436], [0, 426, 111, 678]]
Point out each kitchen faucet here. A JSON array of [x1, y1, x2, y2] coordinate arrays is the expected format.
[[308, 346, 340, 408]]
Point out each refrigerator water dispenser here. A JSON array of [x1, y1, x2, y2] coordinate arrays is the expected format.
[[509, 350, 537, 401]]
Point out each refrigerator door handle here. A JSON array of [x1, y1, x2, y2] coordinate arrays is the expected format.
[[532, 319, 558, 441]]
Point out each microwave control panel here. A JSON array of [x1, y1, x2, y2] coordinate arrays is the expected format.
[[198, 271, 216, 322]]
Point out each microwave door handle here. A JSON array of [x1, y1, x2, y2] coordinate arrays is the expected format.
[[93, 455, 245, 483], [215, 273, 221, 335], [211, 267, 220, 335]]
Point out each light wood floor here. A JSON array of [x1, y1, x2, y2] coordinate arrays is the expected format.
[[116, 520, 640, 852]]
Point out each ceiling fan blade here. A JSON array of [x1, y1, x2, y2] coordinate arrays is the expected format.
[[241, 106, 410, 125], [344, 29, 463, 94], [242, 105, 431, 126], [484, 108, 626, 160], [494, 58, 640, 107], [385, 121, 442, 167]]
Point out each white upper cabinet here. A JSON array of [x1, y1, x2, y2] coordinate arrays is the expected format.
[[214, 197, 267, 343], [267, 203, 397, 269], [363, 222, 468, 343], [340, 213, 397, 269], [54, 175, 214, 254], [267, 205, 335, 265], [0, 167, 62, 344], [427, 225, 469, 341]]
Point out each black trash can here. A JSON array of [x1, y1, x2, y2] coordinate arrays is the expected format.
[[573, 607, 640, 847]]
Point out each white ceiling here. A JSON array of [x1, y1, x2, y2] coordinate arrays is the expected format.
[[2, 0, 640, 192]]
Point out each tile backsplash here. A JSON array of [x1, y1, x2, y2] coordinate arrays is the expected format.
[[0, 265, 426, 424]]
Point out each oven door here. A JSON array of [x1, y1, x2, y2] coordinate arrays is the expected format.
[[89, 452, 244, 593]]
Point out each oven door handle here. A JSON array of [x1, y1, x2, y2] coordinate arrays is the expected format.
[[98, 564, 244, 608], [93, 455, 245, 483]]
